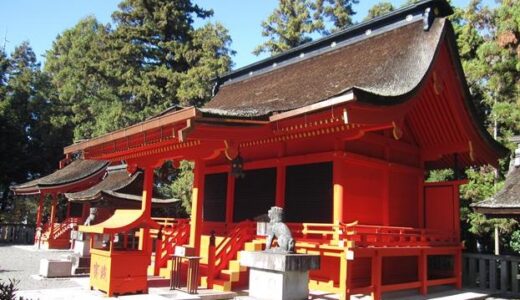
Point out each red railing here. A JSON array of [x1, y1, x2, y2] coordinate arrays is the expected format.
[[34, 217, 81, 247], [207, 220, 256, 288], [153, 219, 190, 275], [342, 222, 458, 247]]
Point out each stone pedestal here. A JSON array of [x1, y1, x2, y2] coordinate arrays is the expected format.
[[39, 259, 72, 277], [240, 251, 320, 300]]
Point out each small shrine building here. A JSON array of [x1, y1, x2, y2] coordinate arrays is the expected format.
[[10, 159, 108, 248]]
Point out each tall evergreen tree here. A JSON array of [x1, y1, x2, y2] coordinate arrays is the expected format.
[[107, 0, 232, 122], [364, 2, 395, 21], [44, 1, 233, 140], [253, 0, 321, 56], [45, 17, 119, 140], [315, 0, 359, 33], [0, 43, 67, 211]]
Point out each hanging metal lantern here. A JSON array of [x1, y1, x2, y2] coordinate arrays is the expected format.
[[231, 154, 245, 178]]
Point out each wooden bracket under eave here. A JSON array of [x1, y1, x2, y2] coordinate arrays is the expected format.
[[178, 119, 194, 143], [392, 121, 403, 140], [224, 140, 239, 161], [468, 140, 475, 162]]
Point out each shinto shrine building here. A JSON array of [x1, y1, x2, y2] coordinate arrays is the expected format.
[[18, 0, 510, 299]]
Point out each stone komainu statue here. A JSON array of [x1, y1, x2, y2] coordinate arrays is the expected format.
[[83, 207, 98, 226], [265, 206, 295, 253]]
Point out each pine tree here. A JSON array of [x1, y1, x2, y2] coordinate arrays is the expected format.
[[364, 2, 394, 21], [44, 1, 233, 140], [45, 17, 119, 140], [253, 0, 321, 56], [315, 0, 359, 33], [107, 0, 232, 121], [0, 43, 67, 211]]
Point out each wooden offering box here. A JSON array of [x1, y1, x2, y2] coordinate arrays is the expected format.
[[80, 209, 159, 297]]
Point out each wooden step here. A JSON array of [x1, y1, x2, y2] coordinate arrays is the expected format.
[[200, 276, 208, 288], [212, 278, 231, 291], [244, 241, 263, 251], [220, 269, 239, 282], [229, 260, 246, 272]]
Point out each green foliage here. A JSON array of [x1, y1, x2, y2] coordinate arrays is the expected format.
[[170, 161, 194, 215], [315, 0, 359, 33], [44, 0, 233, 141], [364, 2, 394, 21], [44, 17, 120, 140], [510, 230, 520, 253], [0, 42, 70, 211], [254, 0, 321, 56], [254, 0, 359, 55], [450, 0, 520, 251], [0, 196, 37, 224], [0, 278, 19, 300], [426, 169, 454, 182]]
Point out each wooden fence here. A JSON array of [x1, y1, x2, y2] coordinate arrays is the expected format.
[[463, 253, 520, 296], [0, 223, 35, 244]]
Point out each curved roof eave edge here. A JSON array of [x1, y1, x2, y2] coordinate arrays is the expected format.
[[350, 20, 509, 162]]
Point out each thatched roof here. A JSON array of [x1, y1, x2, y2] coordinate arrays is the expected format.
[[11, 159, 108, 195], [65, 165, 178, 204]]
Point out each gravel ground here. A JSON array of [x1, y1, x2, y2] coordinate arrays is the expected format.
[[0, 244, 82, 291]]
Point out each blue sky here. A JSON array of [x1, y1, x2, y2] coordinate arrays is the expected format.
[[0, 0, 493, 69]]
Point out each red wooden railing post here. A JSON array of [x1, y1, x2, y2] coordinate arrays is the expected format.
[[207, 231, 216, 288], [49, 194, 58, 240], [154, 226, 163, 276]]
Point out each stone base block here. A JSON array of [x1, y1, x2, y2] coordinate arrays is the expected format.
[[249, 268, 309, 300], [240, 251, 320, 300], [39, 259, 72, 278], [239, 251, 320, 272]]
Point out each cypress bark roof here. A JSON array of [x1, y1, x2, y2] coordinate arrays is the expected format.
[[472, 167, 520, 215], [65, 166, 178, 204], [202, 14, 446, 118], [11, 159, 108, 194]]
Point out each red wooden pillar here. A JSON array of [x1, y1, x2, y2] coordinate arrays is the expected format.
[[225, 173, 235, 226], [453, 182, 461, 242], [454, 250, 462, 289], [139, 165, 154, 252], [382, 166, 389, 226], [419, 250, 428, 295], [189, 160, 205, 255], [49, 194, 58, 239], [417, 175, 425, 228], [371, 250, 382, 300], [275, 164, 286, 208], [36, 194, 44, 227], [333, 156, 344, 224], [35, 194, 45, 244]]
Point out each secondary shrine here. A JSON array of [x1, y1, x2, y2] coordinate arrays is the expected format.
[[16, 0, 509, 299], [10, 159, 108, 248]]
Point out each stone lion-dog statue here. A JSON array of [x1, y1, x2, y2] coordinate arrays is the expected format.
[[265, 206, 295, 253]]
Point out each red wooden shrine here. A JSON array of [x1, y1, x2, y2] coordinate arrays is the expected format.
[[10, 159, 108, 249], [61, 0, 509, 299]]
